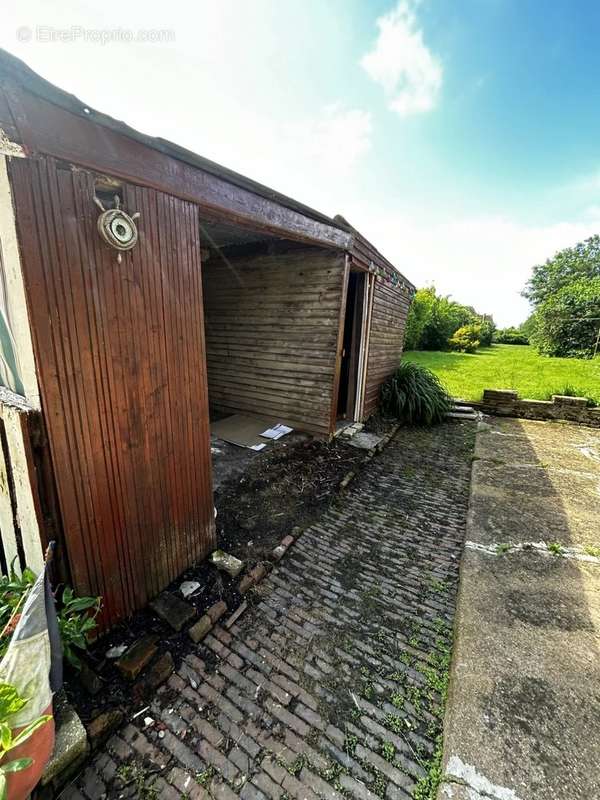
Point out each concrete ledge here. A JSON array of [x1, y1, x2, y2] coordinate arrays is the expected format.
[[41, 692, 89, 788], [470, 389, 600, 427]]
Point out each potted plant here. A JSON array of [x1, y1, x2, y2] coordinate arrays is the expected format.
[[0, 553, 100, 799]]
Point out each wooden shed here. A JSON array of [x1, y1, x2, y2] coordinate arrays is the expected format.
[[0, 51, 413, 627]]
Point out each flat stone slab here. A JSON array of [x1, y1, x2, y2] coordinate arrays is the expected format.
[[150, 591, 196, 631], [441, 417, 600, 800], [470, 416, 600, 548], [346, 430, 384, 450]]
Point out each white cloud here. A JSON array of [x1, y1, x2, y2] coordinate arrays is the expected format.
[[283, 105, 372, 178], [348, 209, 600, 327], [361, 0, 442, 115]]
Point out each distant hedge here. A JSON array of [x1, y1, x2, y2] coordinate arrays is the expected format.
[[494, 328, 529, 345]]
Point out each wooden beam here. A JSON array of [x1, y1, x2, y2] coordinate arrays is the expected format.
[[329, 256, 350, 434], [0, 83, 352, 251]]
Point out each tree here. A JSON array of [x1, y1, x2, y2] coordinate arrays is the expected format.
[[530, 277, 600, 357], [404, 287, 437, 350], [523, 234, 600, 306]]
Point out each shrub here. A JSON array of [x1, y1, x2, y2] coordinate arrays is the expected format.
[[380, 361, 452, 425], [494, 327, 529, 345], [404, 286, 490, 351], [478, 320, 496, 347], [448, 324, 481, 353]]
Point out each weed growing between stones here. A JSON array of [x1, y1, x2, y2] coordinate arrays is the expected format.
[[428, 578, 449, 593], [585, 545, 600, 558], [116, 762, 159, 799], [195, 766, 215, 788], [381, 741, 396, 762], [411, 635, 452, 799], [344, 733, 358, 756], [547, 541, 564, 556], [496, 542, 512, 554]]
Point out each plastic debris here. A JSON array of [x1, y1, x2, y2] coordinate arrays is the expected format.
[[105, 644, 127, 659], [179, 580, 201, 599]]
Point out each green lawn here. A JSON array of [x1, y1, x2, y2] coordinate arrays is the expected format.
[[403, 344, 600, 404]]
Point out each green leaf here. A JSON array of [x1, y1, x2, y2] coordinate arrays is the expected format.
[[0, 685, 27, 723], [64, 597, 98, 613], [0, 771, 7, 800], [0, 724, 11, 752], [0, 758, 32, 773], [64, 647, 82, 670], [9, 715, 51, 749]]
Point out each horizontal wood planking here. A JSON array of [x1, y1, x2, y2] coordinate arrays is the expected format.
[[363, 280, 411, 417], [203, 249, 345, 435], [352, 236, 412, 420], [9, 155, 215, 627]]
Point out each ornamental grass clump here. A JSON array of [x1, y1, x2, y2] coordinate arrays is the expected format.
[[380, 361, 452, 426]]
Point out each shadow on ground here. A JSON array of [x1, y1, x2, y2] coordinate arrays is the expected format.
[[440, 416, 600, 800]]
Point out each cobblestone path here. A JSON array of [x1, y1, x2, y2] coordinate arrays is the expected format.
[[71, 422, 475, 800]]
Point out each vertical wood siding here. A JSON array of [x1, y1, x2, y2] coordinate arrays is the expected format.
[[8, 155, 214, 626], [203, 249, 345, 435]]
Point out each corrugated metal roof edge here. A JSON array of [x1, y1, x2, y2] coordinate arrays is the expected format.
[[0, 48, 340, 231]]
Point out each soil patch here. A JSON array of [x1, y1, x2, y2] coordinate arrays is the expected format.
[[64, 417, 397, 737]]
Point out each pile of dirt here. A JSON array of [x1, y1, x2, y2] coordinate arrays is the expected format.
[[216, 433, 371, 565]]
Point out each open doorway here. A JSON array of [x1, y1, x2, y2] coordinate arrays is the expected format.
[[337, 270, 370, 424]]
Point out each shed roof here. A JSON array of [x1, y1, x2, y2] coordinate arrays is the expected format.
[[0, 49, 337, 228], [0, 48, 412, 285]]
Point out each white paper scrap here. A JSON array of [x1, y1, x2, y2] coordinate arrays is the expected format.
[[260, 424, 293, 440], [250, 443, 267, 451]]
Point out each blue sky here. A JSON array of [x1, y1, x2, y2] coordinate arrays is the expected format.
[[2, 0, 599, 326]]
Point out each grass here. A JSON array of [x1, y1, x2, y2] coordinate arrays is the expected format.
[[403, 344, 600, 404]]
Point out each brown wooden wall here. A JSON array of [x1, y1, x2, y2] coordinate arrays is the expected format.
[[202, 249, 346, 435], [8, 155, 215, 626], [363, 278, 411, 418], [350, 231, 413, 420]]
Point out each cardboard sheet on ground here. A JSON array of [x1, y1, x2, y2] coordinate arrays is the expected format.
[[211, 415, 292, 449]]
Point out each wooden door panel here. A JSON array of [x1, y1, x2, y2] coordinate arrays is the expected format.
[[9, 155, 214, 626]]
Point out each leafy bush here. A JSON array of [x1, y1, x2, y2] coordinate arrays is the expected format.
[[0, 683, 51, 794], [380, 361, 452, 425], [494, 327, 529, 345], [478, 320, 496, 347], [405, 286, 494, 352], [530, 277, 600, 357], [0, 562, 100, 669], [448, 324, 481, 353]]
